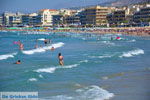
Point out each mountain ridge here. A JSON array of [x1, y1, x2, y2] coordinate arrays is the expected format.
[[68, 0, 150, 10]]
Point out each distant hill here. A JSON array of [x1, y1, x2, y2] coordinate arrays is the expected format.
[[69, 0, 150, 10], [104, 0, 150, 7]]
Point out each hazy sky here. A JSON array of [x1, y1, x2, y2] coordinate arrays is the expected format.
[[0, 0, 113, 13]]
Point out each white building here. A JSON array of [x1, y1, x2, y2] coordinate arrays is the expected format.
[[38, 9, 59, 26]]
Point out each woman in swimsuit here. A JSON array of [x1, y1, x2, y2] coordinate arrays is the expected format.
[[58, 53, 64, 66]]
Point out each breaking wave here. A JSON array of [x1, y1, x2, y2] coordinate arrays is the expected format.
[[44, 85, 114, 100], [38, 38, 45, 41], [34, 64, 79, 74], [79, 60, 88, 63], [22, 42, 64, 55], [28, 78, 37, 82], [89, 54, 113, 59], [0, 53, 17, 60], [120, 49, 144, 58]]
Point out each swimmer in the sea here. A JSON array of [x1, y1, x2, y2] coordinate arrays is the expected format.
[[15, 60, 21, 64], [51, 46, 55, 51]]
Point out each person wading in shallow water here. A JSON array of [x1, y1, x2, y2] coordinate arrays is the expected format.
[[44, 38, 48, 45], [58, 53, 64, 66]]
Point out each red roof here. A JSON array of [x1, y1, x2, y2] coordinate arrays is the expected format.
[[49, 9, 57, 11], [40, 9, 49, 11]]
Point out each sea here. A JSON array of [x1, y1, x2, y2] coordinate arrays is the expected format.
[[0, 30, 150, 100]]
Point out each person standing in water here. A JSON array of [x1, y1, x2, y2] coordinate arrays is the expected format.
[[44, 38, 48, 45], [19, 43, 24, 50], [35, 39, 38, 48], [58, 53, 64, 66]]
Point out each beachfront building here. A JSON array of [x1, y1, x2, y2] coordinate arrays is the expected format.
[[64, 15, 80, 27], [107, 8, 132, 27], [9, 16, 22, 26], [2, 12, 24, 26], [108, 10, 127, 27], [3, 12, 16, 26], [0, 16, 3, 26], [59, 9, 72, 16], [38, 9, 59, 26], [133, 4, 150, 26], [52, 15, 64, 27], [22, 13, 40, 27], [81, 6, 111, 27], [53, 9, 83, 27]]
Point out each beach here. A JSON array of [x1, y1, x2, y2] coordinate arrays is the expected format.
[[0, 30, 150, 100], [0, 26, 150, 36]]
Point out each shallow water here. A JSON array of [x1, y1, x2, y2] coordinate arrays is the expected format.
[[0, 31, 150, 100]]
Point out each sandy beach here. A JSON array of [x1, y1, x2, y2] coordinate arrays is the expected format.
[[0, 27, 150, 36]]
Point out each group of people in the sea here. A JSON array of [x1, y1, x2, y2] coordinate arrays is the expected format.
[[13, 34, 122, 66], [13, 40, 24, 50], [14, 38, 64, 66]]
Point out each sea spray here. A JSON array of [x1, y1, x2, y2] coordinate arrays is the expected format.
[[34, 64, 79, 74], [120, 49, 144, 58], [46, 85, 114, 100], [28, 78, 37, 82]]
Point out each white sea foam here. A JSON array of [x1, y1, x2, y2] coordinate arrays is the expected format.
[[120, 49, 144, 58], [22, 48, 46, 55], [35, 67, 56, 73], [79, 60, 88, 63], [0, 53, 17, 60], [89, 55, 113, 59], [28, 78, 37, 82], [46, 85, 114, 100], [128, 39, 136, 42], [22, 42, 64, 55], [98, 55, 112, 58], [39, 74, 43, 78], [34, 64, 79, 74], [102, 76, 109, 80], [38, 38, 45, 41], [62, 64, 79, 69], [76, 85, 114, 100], [102, 41, 115, 45]]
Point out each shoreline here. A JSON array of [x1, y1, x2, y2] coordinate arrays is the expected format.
[[0, 27, 150, 36]]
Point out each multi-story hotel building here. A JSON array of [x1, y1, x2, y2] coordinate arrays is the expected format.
[[3, 12, 16, 26], [2, 12, 24, 26], [22, 13, 40, 26], [82, 6, 112, 26], [0, 16, 3, 26], [9, 16, 22, 26], [52, 15, 64, 27], [133, 5, 150, 26], [107, 8, 131, 27], [64, 15, 80, 26], [38, 9, 59, 26]]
